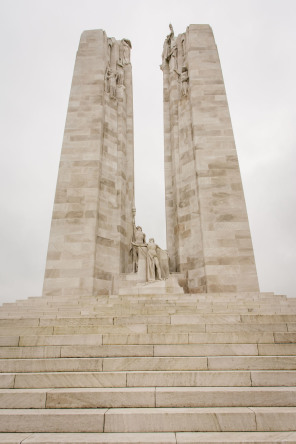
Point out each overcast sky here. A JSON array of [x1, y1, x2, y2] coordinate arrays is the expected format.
[[0, 0, 295, 304]]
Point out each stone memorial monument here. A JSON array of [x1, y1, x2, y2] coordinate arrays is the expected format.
[[0, 24, 295, 442], [43, 24, 259, 297]]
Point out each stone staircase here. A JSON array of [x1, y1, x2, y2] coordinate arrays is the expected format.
[[0, 289, 296, 443]]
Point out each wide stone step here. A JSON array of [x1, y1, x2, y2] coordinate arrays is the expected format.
[[1, 407, 296, 433], [174, 432, 296, 443], [0, 370, 250, 389], [171, 314, 296, 324], [11, 331, 291, 346], [0, 357, 104, 373], [104, 407, 296, 433], [0, 432, 177, 443], [148, 323, 291, 333], [3, 303, 294, 314], [103, 355, 296, 371], [2, 369, 296, 389], [0, 409, 106, 432], [0, 343, 277, 358], [2, 322, 296, 336], [4, 342, 296, 359], [3, 431, 296, 443], [1, 387, 296, 409], [126, 370, 296, 387], [0, 324, 149, 336], [0, 344, 154, 359], [3, 313, 295, 326], [2, 355, 295, 377], [0, 372, 127, 389], [0, 367, 296, 389]]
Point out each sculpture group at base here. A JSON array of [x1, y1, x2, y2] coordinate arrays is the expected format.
[[130, 211, 169, 283]]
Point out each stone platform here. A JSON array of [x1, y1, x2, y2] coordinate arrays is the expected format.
[[0, 291, 296, 442]]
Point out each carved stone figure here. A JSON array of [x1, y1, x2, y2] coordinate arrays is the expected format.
[[116, 59, 124, 86], [162, 24, 178, 72], [169, 37, 178, 72], [107, 38, 113, 65], [105, 67, 117, 99], [147, 238, 162, 282], [131, 225, 146, 273], [181, 36, 186, 58], [162, 23, 174, 63], [180, 66, 189, 96], [158, 248, 170, 279], [121, 39, 132, 65]]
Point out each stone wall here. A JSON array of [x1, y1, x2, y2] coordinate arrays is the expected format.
[[162, 24, 259, 293], [43, 30, 134, 297]]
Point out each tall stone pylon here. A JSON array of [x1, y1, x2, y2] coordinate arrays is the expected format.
[[43, 30, 135, 297], [162, 24, 259, 293]]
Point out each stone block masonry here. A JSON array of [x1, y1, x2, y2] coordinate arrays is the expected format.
[[162, 24, 259, 293], [43, 30, 135, 297]]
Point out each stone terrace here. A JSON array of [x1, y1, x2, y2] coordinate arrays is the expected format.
[[0, 290, 296, 443]]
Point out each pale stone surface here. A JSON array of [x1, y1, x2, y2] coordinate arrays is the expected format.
[[0, 358, 103, 373], [0, 289, 296, 438], [0, 434, 32, 444], [162, 24, 259, 293], [19, 334, 103, 346], [148, 324, 205, 333], [253, 407, 296, 431], [14, 372, 126, 389], [103, 356, 207, 371], [251, 371, 296, 386], [258, 343, 296, 355], [155, 387, 296, 407], [43, 29, 135, 298], [0, 346, 61, 359], [206, 323, 288, 332], [0, 389, 46, 408], [46, 387, 155, 408], [0, 374, 15, 389], [154, 344, 258, 356], [21, 433, 177, 443], [0, 327, 54, 335], [188, 332, 274, 343], [126, 371, 251, 387], [171, 314, 241, 324], [0, 409, 107, 432], [53, 325, 147, 334], [0, 336, 19, 346], [208, 356, 296, 370], [175, 431, 296, 442], [104, 407, 257, 432], [102, 333, 188, 345], [60, 344, 154, 358]]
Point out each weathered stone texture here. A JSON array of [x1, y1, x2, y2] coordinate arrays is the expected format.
[[162, 24, 259, 293], [43, 30, 134, 297]]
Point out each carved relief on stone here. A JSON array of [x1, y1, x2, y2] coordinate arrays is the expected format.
[[181, 34, 187, 66], [162, 24, 178, 72], [107, 38, 113, 66], [130, 209, 169, 282], [147, 238, 162, 282], [180, 66, 189, 97], [105, 67, 117, 99], [116, 59, 124, 87], [120, 39, 132, 65], [131, 225, 147, 273]]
